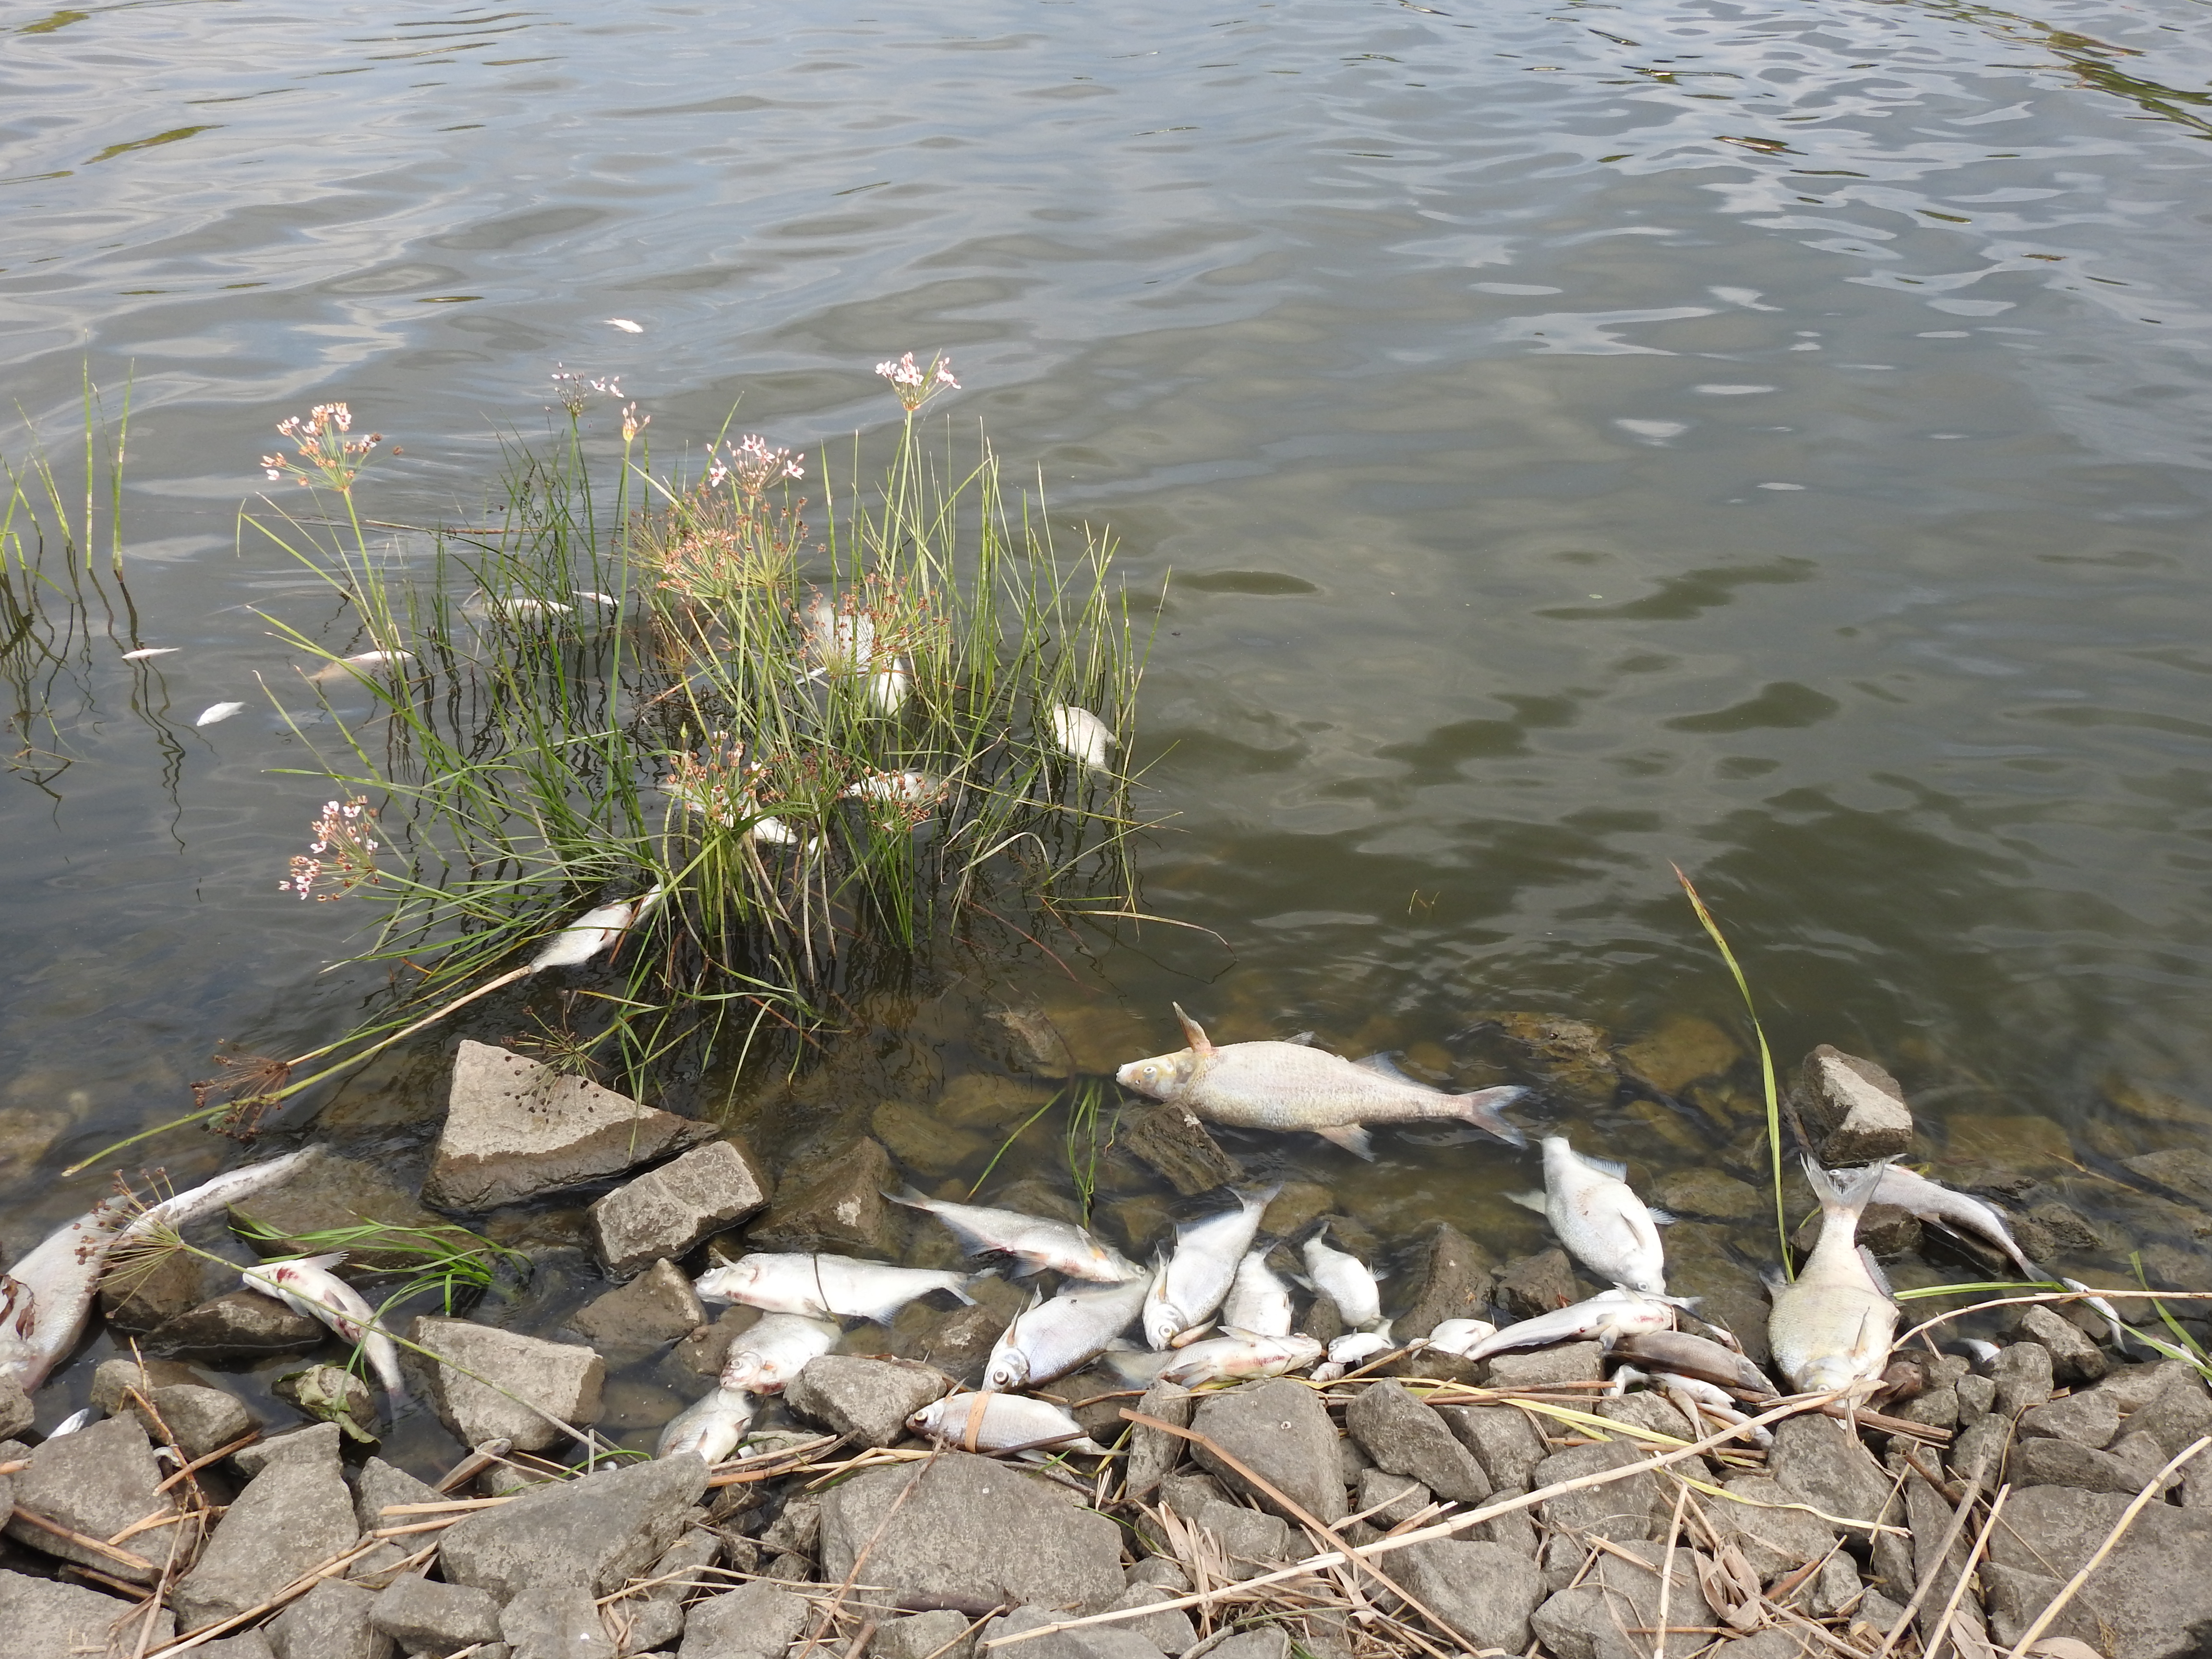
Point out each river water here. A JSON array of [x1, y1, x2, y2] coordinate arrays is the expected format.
[[5, 0, 2212, 1452]]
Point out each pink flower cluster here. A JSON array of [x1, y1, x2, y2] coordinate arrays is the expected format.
[[875, 351, 960, 413], [706, 433, 806, 496], [279, 795, 382, 901], [261, 404, 383, 494]]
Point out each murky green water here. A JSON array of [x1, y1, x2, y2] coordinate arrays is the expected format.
[[6, 0, 2212, 1458]]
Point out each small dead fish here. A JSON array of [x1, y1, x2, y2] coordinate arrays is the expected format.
[[1528, 1136, 1668, 1296], [802, 591, 878, 674], [868, 660, 911, 714], [527, 887, 662, 972], [695, 1253, 978, 1323], [985, 1275, 1152, 1392], [576, 590, 620, 608], [909, 1391, 1106, 1457], [1310, 1326, 1397, 1382], [1047, 704, 1115, 773], [47, 1407, 96, 1437], [1117, 1006, 1526, 1158], [241, 1251, 407, 1407], [1612, 1366, 1773, 1448], [1419, 1317, 1498, 1358], [1768, 1159, 1897, 1399], [1222, 1250, 1295, 1338], [121, 647, 178, 661], [1455, 1287, 1677, 1366], [718, 1314, 841, 1394], [606, 318, 645, 334], [657, 1385, 755, 1462], [1144, 1186, 1278, 1349], [310, 649, 413, 683], [1861, 1164, 2039, 1279], [195, 701, 244, 726], [841, 769, 943, 805], [1157, 1329, 1323, 1387], [1609, 1329, 1775, 1398], [1301, 1225, 1383, 1329], [889, 1188, 1139, 1283]]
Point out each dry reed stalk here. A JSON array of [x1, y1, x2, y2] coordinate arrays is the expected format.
[[152, 1432, 260, 1493], [1654, 1475, 1691, 1659], [10, 1504, 159, 1573], [1924, 1484, 2009, 1659], [143, 1537, 434, 1657]]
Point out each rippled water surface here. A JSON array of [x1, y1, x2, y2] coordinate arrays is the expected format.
[[6, 0, 2212, 1450]]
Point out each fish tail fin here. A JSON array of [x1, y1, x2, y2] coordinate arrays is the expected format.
[[1452, 1085, 1528, 1147], [950, 1270, 992, 1306], [1504, 1190, 1547, 1214], [1803, 1155, 1887, 1225], [883, 1185, 934, 1211], [299, 1250, 350, 1272]]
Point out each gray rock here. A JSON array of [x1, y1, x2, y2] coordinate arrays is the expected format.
[[427, 1040, 715, 1210], [196, 1635, 279, 1659], [1442, 1402, 1547, 1491], [441, 1455, 709, 1604], [980, 1607, 1170, 1659], [2123, 1147, 2212, 1206], [0, 1568, 175, 1659], [571, 1259, 707, 1353], [745, 1137, 905, 1258], [174, 1446, 361, 1631], [1711, 1632, 1817, 1659], [2020, 1387, 2121, 1449], [2128, 1364, 2212, 1458], [892, 1297, 1012, 1381], [1124, 1380, 1193, 1500], [1191, 1495, 1295, 1578], [1346, 1380, 1491, 1505], [1203, 1634, 1286, 1659], [1395, 1538, 1547, 1652], [1355, 1467, 1429, 1528], [2014, 1437, 2149, 1494], [1948, 1414, 2013, 1491], [1595, 1391, 1696, 1444], [1127, 1558, 1190, 1593], [1189, 1378, 1346, 1524], [1981, 1561, 2087, 1652], [273, 1364, 380, 1443], [146, 1288, 326, 1360], [1336, 1435, 1373, 1486], [1105, 1587, 1197, 1655], [371, 1577, 504, 1653], [232, 1150, 492, 1271], [89, 1355, 204, 1414], [237, 1419, 346, 1479], [607, 1526, 720, 1655], [3, 1415, 177, 1583], [500, 1579, 619, 1658], [1533, 1543, 1717, 1659], [818, 1450, 1123, 1613], [784, 1354, 948, 1448], [590, 1141, 770, 1279], [1791, 1046, 1915, 1163], [0, 1373, 31, 1440], [1115, 1104, 1241, 1197], [100, 1246, 215, 1334], [2017, 1304, 2109, 1385], [1709, 1473, 1839, 1582], [1532, 1439, 1666, 1543], [1160, 1470, 1228, 1521], [1768, 1413, 1894, 1534], [1993, 1341, 2055, 1419], [1650, 1167, 1767, 1222], [355, 1455, 446, 1534], [346, 1542, 417, 1591], [1903, 1464, 1977, 1650], [143, 1382, 259, 1460], [1484, 1341, 1605, 1388], [1956, 1371, 1996, 1425], [677, 1581, 809, 1659], [267, 1578, 398, 1659], [874, 1610, 976, 1659], [1393, 1222, 1494, 1341], [416, 1315, 605, 1451], [1494, 1248, 1578, 1320], [758, 1493, 820, 1560], [1985, 1483, 2212, 1658]]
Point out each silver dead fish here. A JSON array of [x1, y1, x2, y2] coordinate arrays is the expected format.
[[1608, 1329, 1775, 1398], [1533, 1136, 1668, 1296], [657, 1386, 757, 1462], [889, 1189, 1139, 1283], [1768, 1159, 1897, 1399], [1047, 704, 1116, 774], [1310, 1325, 1397, 1382], [0, 1148, 316, 1393], [241, 1250, 407, 1407], [1116, 1006, 1526, 1158], [1156, 1329, 1323, 1387], [1611, 1365, 1773, 1448], [984, 1274, 1152, 1392], [1859, 1164, 2035, 1277], [718, 1313, 841, 1394], [1418, 1318, 1498, 1359], [694, 1253, 977, 1323], [1144, 1186, 1278, 1349], [1301, 1225, 1383, 1329], [1454, 1287, 1677, 1366], [1222, 1250, 1295, 1338], [909, 1391, 1106, 1457]]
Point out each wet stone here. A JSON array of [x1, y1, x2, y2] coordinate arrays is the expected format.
[[229, 1148, 484, 1271], [1789, 1046, 1915, 1164], [236, 1419, 345, 1478], [146, 1288, 326, 1361], [1617, 1015, 1740, 1096], [4, 1416, 177, 1585], [871, 1098, 988, 1177], [891, 1291, 1015, 1381], [1943, 1114, 2074, 1178], [589, 1140, 770, 1279], [2123, 1147, 2212, 1207], [1258, 1181, 1334, 1242], [275, 1363, 380, 1443], [1190, 1378, 1346, 1524], [1475, 1012, 1619, 1099], [99, 1246, 213, 1333], [416, 1315, 605, 1452], [1792, 1201, 1920, 1260], [934, 1073, 1055, 1130], [1495, 1247, 1577, 1318], [0, 1374, 28, 1440], [745, 1136, 905, 1258], [1116, 1104, 1241, 1196], [1393, 1221, 1493, 1341], [784, 1354, 949, 1448], [1649, 1167, 1766, 1222], [571, 1258, 706, 1354], [427, 1041, 715, 1210], [174, 1448, 361, 1632], [88, 1355, 204, 1414]]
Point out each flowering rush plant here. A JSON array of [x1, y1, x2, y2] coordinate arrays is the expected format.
[[262, 404, 382, 494], [876, 351, 959, 414], [706, 433, 805, 497], [279, 796, 382, 901]]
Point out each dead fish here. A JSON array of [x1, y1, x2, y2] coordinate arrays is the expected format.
[[909, 1391, 1106, 1457], [1301, 1225, 1383, 1329], [841, 769, 943, 805], [0, 1147, 316, 1393], [1767, 1159, 1897, 1399], [984, 1275, 1152, 1392], [1523, 1136, 1668, 1296], [1611, 1365, 1773, 1448], [1454, 1287, 1678, 1366], [607, 318, 645, 334], [1144, 1186, 1278, 1349], [1156, 1329, 1323, 1387], [718, 1313, 841, 1394], [240, 1252, 406, 1407], [888, 1189, 1140, 1283], [1418, 1317, 1498, 1358], [47, 1407, 96, 1437], [1608, 1329, 1775, 1398], [195, 701, 244, 726], [121, 647, 177, 661], [657, 1385, 756, 1462], [695, 1253, 978, 1323], [1310, 1326, 1397, 1382], [1047, 704, 1115, 773], [1222, 1250, 1295, 1338], [528, 887, 662, 972], [1116, 1006, 1526, 1158], [310, 649, 412, 683]]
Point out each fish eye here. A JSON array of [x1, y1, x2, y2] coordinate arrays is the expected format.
[[1141, 1064, 1158, 1082]]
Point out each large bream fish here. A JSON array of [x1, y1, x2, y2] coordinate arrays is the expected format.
[[1116, 1006, 1527, 1158], [1768, 1159, 1897, 1399], [1530, 1137, 1668, 1296]]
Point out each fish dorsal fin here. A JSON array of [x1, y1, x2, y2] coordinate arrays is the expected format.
[[1504, 1190, 1547, 1214], [1171, 1003, 1216, 1056], [298, 1250, 349, 1272], [1646, 1208, 1678, 1226], [1580, 1151, 1629, 1181], [1353, 1051, 1415, 1082], [1286, 1030, 1317, 1046]]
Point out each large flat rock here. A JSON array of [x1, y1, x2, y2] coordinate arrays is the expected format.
[[174, 1451, 361, 1632], [1985, 1484, 2212, 1659], [1189, 1379, 1347, 1525], [0, 1569, 175, 1659], [4, 1417, 178, 1585], [589, 1138, 769, 1277], [415, 1315, 605, 1452], [425, 1040, 713, 1210], [439, 1455, 709, 1604]]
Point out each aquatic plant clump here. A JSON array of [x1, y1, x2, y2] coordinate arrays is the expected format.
[[229, 358, 1154, 1112]]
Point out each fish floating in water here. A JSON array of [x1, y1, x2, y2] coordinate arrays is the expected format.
[[1450, 1287, 1678, 1366], [985, 1274, 1153, 1392], [1301, 1224, 1383, 1329], [717, 1313, 841, 1394], [1222, 1250, 1295, 1338], [910, 1391, 1105, 1457], [695, 1253, 978, 1323], [1047, 704, 1115, 773], [1157, 1329, 1323, 1387], [240, 1252, 407, 1408], [195, 701, 244, 727], [310, 649, 413, 683], [1116, 1006, 1527, 1158], [528, 888, 662, 972], [658, 1385, 756, 1462], [1144, 1185, 1278, 1349], [888, 1189, 1139, 1283], [1515, 1136, 1669, 1296], [1767, 1159, 1897, 1400]]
